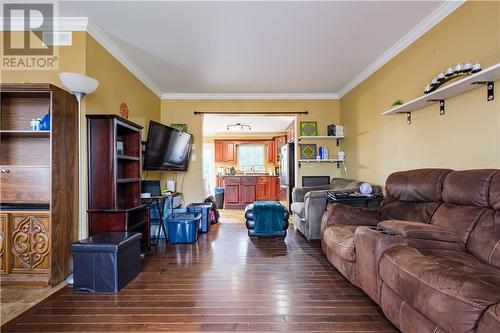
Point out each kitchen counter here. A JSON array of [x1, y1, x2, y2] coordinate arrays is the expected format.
[[218, 175, 281, 208]]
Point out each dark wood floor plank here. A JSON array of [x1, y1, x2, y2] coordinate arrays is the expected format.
[[1, 224, 397, 332]]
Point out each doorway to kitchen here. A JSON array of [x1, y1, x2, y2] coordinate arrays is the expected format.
[[202, 114, 296, 219]]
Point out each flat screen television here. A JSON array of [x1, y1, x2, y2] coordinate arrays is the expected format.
[[143, 121, 192, 171]]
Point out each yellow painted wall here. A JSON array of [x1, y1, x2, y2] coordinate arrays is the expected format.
[[0, 31, 87, 83], [340, 1, 500, 188], [85, 34, 160, 135], [161, 99, 341, 204]]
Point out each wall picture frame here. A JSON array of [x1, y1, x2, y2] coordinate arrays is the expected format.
[[299, 121, 318, 136], [171, 123, 188, 132], [299, 143, 317, 159]]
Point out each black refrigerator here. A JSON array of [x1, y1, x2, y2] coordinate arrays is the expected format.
[[279, 143, 295, 209]]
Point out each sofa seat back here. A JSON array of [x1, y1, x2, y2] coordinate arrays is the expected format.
[[380, 169, 452, 222], [428, 170, 500, 269]]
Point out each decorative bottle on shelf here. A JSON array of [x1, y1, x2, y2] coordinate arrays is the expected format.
[[39, 107, 51, 131]]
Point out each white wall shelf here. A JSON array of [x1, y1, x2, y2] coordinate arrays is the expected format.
[[298, 135, 344, 146], [382, 63, 500, 123], [298, 158, 345, 169]]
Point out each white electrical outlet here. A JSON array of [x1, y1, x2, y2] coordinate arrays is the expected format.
[[191, 154, 196, 161]]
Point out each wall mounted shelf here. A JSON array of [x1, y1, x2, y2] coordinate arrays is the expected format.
[[382, 63, 500, 124], [298, 158, 345, 168], [298, 135, 344, 146]]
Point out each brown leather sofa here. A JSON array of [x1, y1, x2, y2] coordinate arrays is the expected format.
[[321, 169, 500, 333]]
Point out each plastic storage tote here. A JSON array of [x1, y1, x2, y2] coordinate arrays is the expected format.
[[187, 203, 212, 233], [165, 211, 201, 244]]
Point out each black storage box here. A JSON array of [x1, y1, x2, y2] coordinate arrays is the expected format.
[[71, 232, 142, 293]]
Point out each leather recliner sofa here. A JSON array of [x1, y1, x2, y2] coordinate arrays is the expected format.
[[321, 169, 500, 333]]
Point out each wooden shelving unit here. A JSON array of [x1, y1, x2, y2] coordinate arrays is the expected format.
[[383, 63, 500, 123], [87, 115, 150, 249], [0, 83, 78, 286]]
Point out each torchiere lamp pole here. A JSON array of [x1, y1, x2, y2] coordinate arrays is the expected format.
[[59, 72, 99, 283]]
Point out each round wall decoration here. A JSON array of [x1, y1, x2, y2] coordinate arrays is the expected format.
[[120, 102, 129, 119]]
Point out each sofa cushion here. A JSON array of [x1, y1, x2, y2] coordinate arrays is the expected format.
[[442, 169, 498, 207], [378, 220, 460, 243], [478, 303, 500, 333], [385, 169, 451, 202], [380, 199, 440, 223], [322, 225, 357, 262], [379, 246, 500, 333], [466, 209, 500, 269], [290, 202, 305, 219], [490, 172, 500, 210], [430, 203, 487, 243]]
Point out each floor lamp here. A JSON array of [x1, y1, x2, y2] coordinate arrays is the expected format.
[[59, 73, 99, 283]]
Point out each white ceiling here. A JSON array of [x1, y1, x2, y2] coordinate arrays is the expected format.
[[203, 115, 294, 136], [57, 1, 459, 97]]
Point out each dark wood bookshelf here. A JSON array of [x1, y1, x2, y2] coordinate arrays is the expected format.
[[87, 115, 150, 249]]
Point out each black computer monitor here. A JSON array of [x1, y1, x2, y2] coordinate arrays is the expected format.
[[141, 180, 161, 197], [302, 176, 330, 187]]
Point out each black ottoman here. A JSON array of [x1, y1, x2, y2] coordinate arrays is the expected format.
[[71, 232, 142, 292], [244, 203, 289, 237]]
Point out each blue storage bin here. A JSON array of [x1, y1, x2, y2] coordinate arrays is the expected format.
[[165, 212, 201, 244], [187, 203, 212, 233]]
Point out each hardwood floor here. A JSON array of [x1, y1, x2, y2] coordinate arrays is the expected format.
[[2, 223, 396, 332]]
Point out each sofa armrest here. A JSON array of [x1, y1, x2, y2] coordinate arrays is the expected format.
[[377, 220, 460, 243], [292, 185, 330, 203], [321, 203, 380, 236]]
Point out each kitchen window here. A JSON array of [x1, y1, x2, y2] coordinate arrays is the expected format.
[[238, 144, 265, 172]]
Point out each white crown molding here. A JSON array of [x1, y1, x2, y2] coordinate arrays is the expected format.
[[161, 92, 339, 100], [337, 0, 464, 98], [86, 19, 162, 97]]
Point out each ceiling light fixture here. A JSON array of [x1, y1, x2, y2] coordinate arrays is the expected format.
[[226, 123, 251, 131]]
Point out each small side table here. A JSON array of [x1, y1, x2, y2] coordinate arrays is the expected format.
[[325, 192, 384, 209], [141, 195, 169, 245]]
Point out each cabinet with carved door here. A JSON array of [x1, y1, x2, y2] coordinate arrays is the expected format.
[[1, 212, 51, 278], [0, 213, 7, 274]]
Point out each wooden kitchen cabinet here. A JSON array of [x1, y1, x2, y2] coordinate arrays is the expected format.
[[256, 177, 269, 201], [225, 184, 240, 205], [224, 141, 236, 162], [224, 176, 280, 208], [215, 141, 224, 162], [274, 135, 286, 162], [267, 141, 275, 163], [241, 184, 256, 204], [215, 140, 236, 162]]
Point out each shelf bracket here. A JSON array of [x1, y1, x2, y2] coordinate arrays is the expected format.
[[336, 139, 340, 147], [406, 112, 412, 125], [472, 81, 495, 101], [439, 99, 445, 115], [487, 82, 494, 101], [336, 161, 340, 169], [427, 99, 445, 115]]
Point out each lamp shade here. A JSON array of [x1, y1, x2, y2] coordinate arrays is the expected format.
[[59, 72, 99, 95]]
